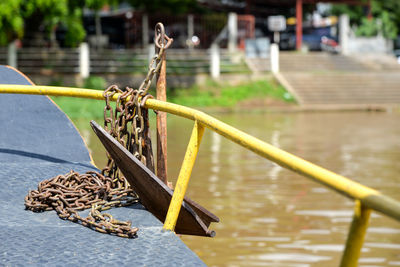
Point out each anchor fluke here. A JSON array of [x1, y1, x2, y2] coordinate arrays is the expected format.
[[90, 120, 218, 237]]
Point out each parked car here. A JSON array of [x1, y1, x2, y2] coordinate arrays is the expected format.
[[279, 26, 337, 51]]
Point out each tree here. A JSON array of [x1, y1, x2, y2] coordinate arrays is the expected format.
[[0, 0, 201, 47], [0, 0, 24, 46], [331, 0, 400, 39], [22, 0, 69, 47], [0, 0, 120, 47], [63, 8, 86, 47]]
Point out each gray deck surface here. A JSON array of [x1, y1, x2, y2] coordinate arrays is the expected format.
[[0, 66, 205, 266]]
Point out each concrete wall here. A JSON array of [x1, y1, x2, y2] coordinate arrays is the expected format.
[[348, 35, 393, 54], [340, 14, 393, 55]]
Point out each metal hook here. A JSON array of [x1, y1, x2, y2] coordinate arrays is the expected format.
[[155, 22, 173, 50], [155, 23, 165, 48]]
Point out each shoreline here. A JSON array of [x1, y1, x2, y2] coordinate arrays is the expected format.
[[197, 98, 398, 114]]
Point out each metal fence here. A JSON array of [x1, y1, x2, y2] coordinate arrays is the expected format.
[[0, 48, 7, 66], [19, 48, 80, 74], [90, 48, 248, 75], [3, 45, 250, 78]]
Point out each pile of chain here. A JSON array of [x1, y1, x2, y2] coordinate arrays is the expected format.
[[25, 171, 138, 238], [24, 23, 172, 238]]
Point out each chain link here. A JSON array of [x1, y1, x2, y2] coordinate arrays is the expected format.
[[25, 171, 138, 238], [25, 24, 171, 238]]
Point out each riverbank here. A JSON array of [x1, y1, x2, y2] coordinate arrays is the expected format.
[[168, 79, 294, 107], [51, 78, 399, 119], [51, 78, 296, 119]]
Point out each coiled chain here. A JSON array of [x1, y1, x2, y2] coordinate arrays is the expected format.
[[24, 23, 171, 238]]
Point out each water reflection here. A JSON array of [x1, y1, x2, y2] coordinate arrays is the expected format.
[[269, 130, 283, 181], [77, 112, 400, 266]]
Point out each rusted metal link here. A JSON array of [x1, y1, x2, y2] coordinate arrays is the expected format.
[[25, 170, 139, 238], [155, 23, 173, 50], [25, 23, 168, 238]]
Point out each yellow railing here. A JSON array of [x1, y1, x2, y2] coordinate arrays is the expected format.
[[1, 84, 400, 266]]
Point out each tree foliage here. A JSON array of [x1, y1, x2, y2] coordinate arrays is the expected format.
[[331, 0, 400, 39], [63, 8, 86, 47], [0, 0, 202, 47], [0, 0, 122, 47], [23, 0, 68, 33], [0, 0, 24, 46]]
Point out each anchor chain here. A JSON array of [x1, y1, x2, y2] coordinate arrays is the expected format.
[[24, 24, 172, 238], [25, 171, 138, 238]]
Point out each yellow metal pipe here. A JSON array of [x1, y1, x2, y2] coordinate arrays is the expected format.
[[0, 85, 400, 222], [340, 200, 371, 267], [163, 121, 205, 231], [144, 99, 400, 222], [0, 84, 109, 100]]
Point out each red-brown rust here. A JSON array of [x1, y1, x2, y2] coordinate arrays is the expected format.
[[156, 51, 169, 186]]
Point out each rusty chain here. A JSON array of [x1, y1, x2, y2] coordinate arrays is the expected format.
[[25, 24, 172, 238], [25, 171, 138, 238]]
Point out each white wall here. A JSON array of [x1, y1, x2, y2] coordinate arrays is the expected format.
[[348, 36, 393, 54]]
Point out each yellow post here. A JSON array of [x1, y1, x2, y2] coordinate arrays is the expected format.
[[163, 120, 205, 231], [340, 200, 371, 267]]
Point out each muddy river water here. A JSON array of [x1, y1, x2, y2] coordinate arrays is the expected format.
[[75, 111, 400, 266]]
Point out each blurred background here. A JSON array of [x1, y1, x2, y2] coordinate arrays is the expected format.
[[1, 0, 400, 91], [2, 0, 400, 266]]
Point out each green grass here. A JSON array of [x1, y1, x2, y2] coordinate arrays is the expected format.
[[168, 79, 295, 107], [52, 96, 107, 119], [50, 75, 108, 119], [51, 79, 295, 119]]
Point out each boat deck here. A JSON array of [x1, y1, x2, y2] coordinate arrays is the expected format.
[[0, 66, 204, 266]]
